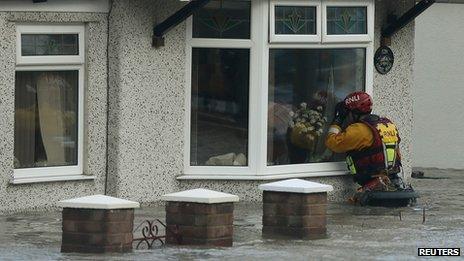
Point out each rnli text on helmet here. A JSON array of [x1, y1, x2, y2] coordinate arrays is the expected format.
[[346, 95, 360, 105]]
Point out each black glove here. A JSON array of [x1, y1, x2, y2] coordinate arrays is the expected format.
[[332, 101, 348, 126]]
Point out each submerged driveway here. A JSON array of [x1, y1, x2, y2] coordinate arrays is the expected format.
[[0, 168, 463, 260]]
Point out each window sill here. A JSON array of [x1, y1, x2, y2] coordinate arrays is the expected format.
[[177, 170, 349, 181], [11, 175, 95, 185]]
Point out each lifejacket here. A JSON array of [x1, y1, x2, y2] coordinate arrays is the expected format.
[[346, 114, 402, 176]]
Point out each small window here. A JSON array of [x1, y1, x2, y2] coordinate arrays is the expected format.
[[16, 25, 84, 65], [192, 0, 251, 39], [322, 1, 373, 43], [326, 7, 367, 35], [274, 6, 316, 35], [270, 0, 321, 43], [14, 24, 85, 181]]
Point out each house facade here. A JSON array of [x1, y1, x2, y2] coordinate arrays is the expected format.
[[0, 0, 417, 212]]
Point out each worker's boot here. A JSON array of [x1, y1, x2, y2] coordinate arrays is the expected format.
[[361, 177, 387, 192]]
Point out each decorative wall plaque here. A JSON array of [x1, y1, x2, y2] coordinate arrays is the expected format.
[[374, 46, 394, 74]]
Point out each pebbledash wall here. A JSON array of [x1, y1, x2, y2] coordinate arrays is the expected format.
[[0, 0, 415, 212]]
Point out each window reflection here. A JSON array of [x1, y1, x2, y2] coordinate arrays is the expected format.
[[268, 48, 365, 165], [21, 34, 79, 56], [191, 48, 249, 166], [14, 71, 79, 169]]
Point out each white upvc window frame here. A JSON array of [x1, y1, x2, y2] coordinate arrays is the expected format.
[[269, 0, 322, 43], [322, 0, 374, 43], [261, 43, 374, 178], [13, 24, 85, 182], [16, 24, 85, 65], [183, 0, 374, 179], [184, 0, 258, 177]]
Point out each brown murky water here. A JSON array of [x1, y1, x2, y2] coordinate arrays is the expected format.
[[0, 168, 463, 260]]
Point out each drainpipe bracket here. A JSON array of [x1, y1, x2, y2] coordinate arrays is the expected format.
[[152, 35, 165, 48], [381, 36, 391, 47]]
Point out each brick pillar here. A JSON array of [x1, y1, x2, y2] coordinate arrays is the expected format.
[[162, 188, 239, 247], [58, 195, 140, 253], [259, 179, 333, 240], [262, 191, 327, 239], [165, 202, 234, 246]]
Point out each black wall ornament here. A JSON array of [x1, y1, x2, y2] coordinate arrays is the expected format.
[[374, 46, 394, 75]]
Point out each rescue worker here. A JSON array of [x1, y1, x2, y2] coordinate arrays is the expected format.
[[325, 91, 405, 198]]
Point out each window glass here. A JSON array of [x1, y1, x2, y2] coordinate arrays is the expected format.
[[274, 6, 316, 35], [326, 7, 367, 35], [14, 71, 78, 169], [191, 48, 249, 166], [21, 34, 79, 56], [267, 48, 365, 166], [192, 0, 251, 39]]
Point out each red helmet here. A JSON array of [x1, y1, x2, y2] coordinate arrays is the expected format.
[[344, 91, 373, 114]]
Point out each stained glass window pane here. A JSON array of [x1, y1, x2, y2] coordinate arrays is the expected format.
[[193, 0, 251, 39], [327, 7, 367, 35], [21, 34, 79, 56], [275, 6, 316, 35], [190, 48, 250, 166], [267, 48, 366, 166]]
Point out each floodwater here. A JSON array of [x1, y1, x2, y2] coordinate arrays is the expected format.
[[0, 168, 463, 260]]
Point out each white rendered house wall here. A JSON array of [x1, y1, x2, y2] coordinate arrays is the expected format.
[[413, 3, 464, 169]]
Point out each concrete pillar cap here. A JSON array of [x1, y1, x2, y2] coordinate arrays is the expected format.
[[162, 188, 239, 204], [58, 194, 140, 209], [259, 179, 333, 193]]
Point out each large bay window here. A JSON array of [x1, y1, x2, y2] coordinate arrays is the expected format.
[[184, 0, 374, 179], [13, 25, 85, 182]]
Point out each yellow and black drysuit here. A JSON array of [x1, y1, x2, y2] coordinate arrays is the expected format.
[[325, 114, 402, 185]]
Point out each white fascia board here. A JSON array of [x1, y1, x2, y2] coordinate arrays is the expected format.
[[0, 0, 110, 13]]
